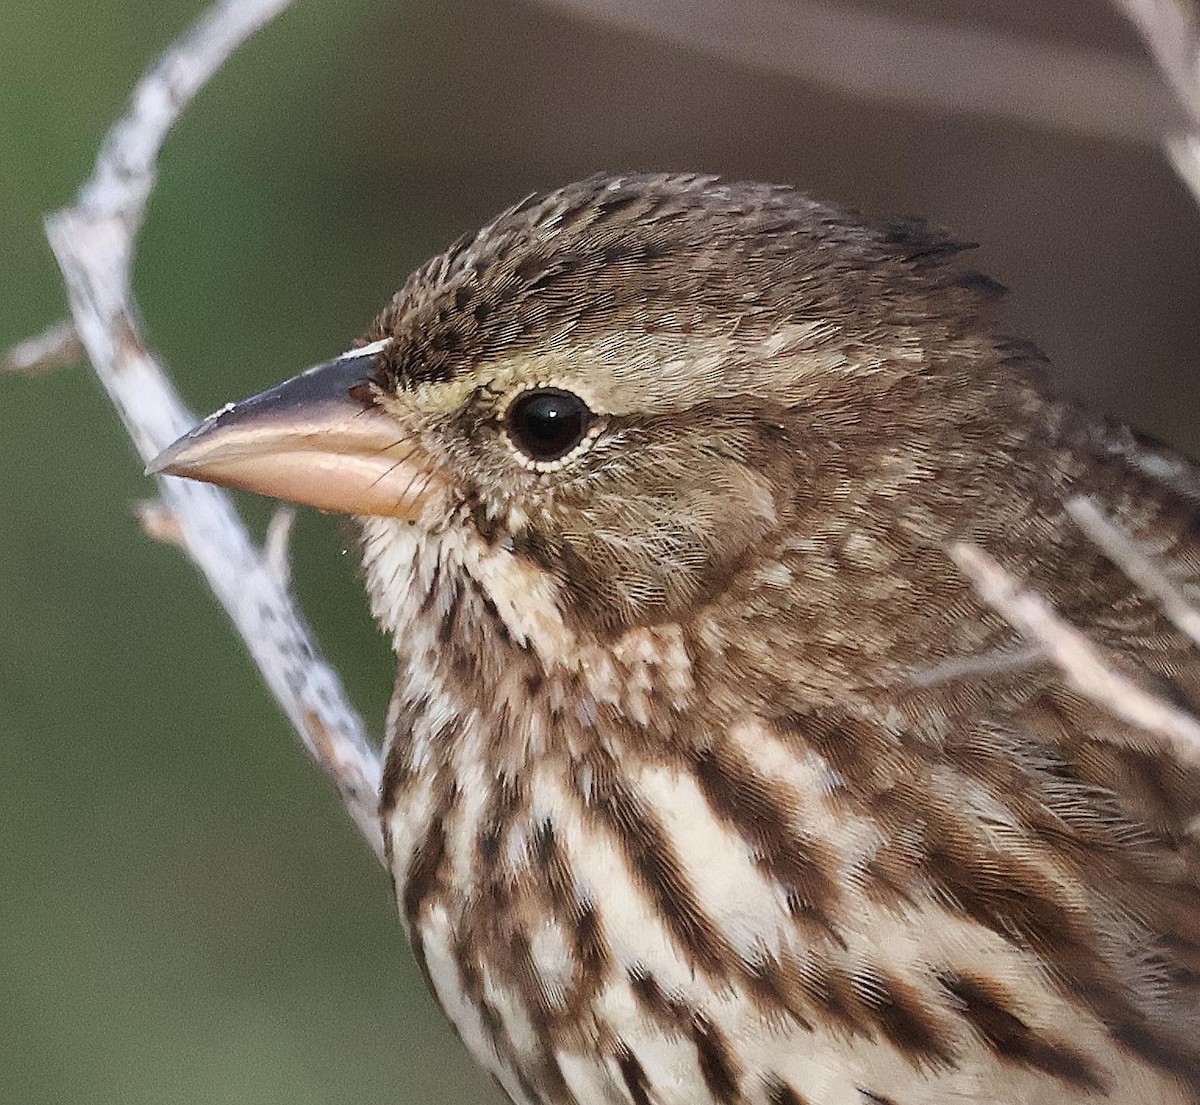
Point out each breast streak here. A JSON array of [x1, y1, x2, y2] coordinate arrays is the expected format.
[[395, 717, 1189, 1105], [364, 519, 1189, 1105]]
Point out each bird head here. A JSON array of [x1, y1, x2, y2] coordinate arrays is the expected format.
[[151, 173, 1011, 647]]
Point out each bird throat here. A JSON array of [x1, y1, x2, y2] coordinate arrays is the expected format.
[[357, 515, 697, 741]]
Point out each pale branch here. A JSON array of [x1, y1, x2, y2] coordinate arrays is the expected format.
[[1068, 495, 1200, 649], [133, 499, 186, 548], [950, 542, 1200, 768], [903, 645, 1047, 690], [1166, 132, 1200, 205], [1113, 0, 1200, 204], [531, 0, 1179, 144], [34, 0, 385, 864], [264, 507, 298, 590], [3, 318, 83, 376], [77, 0, 294, 232], [1114, 0, 1200, 125]]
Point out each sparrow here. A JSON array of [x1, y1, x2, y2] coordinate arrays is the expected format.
[[150, 173, 1200, 1105]]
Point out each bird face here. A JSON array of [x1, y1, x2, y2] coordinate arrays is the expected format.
[[151, 173, 1004, 642]]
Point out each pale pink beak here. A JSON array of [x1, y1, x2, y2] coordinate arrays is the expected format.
[[147, 343, 439, 518]]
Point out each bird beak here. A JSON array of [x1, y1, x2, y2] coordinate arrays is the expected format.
[[147, 342, 439, 518]]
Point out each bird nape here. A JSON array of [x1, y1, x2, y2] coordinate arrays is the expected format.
[[152, 172, 1200, 1105]]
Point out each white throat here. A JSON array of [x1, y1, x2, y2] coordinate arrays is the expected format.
[[356, 515, 577, 666]]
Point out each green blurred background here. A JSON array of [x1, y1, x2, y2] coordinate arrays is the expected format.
[[4, 2, 1200, 1102]]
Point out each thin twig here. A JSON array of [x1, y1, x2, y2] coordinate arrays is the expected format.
[[1113, 0, 1200, 124], [133, 499, 186, 548], [533, 0, 1179, 144], [35, 0, 384, 864], [1113, 0, 1200, 203], [264, 507, 297, 589], [950, 542, 1200, 767], [1068, 495, 1200, 649], [3, 319, 84, 376], [1166, 132, 1200, 203], [904, 644, 1047, 689]]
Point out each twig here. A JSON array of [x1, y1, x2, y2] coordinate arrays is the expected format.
[[33, 0, 384, 864], [904, 644, 1047, 689], [1112, 0, 1200, 203], [1113, 0, 1200, 124], [532, 0, 1179, 144], [264, 507, 297, 589], [950, 542, 1200, 767], [1068, 495, 1200, 649], [1098, 425, 1200, 506], [3, 319, 84, 376], [133, 499, 186, 548], [1166, 133, 1200, 204]]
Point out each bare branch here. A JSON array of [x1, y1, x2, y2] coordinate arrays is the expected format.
[[1113, 0, 1200, 203], [35, 0, 384, 864], [532, 0, 1178, 144], [78, 0, 295, 233], [1068, 495, 1200, 649], [3, 319, 83, 376], [950, 542, 1200, 767]]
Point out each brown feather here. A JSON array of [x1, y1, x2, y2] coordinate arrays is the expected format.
[[348, 173, 1200, 1104]]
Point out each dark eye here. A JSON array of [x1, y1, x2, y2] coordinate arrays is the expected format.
[[505, 388, 594, 464]]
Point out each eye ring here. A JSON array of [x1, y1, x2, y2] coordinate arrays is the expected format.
[[504, 387, 596, 467]]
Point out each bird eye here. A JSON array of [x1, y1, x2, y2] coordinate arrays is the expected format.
[[505, 388, 594, 464]]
